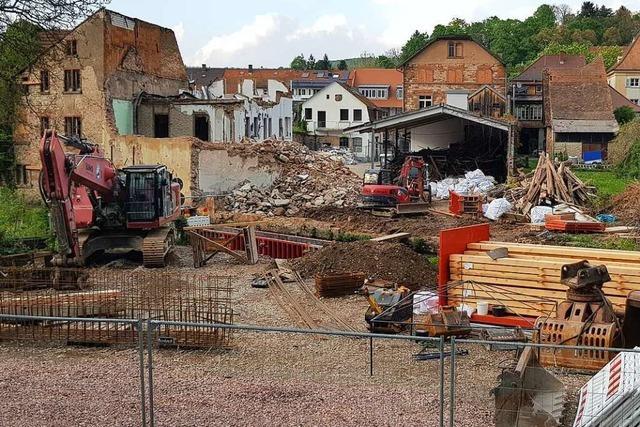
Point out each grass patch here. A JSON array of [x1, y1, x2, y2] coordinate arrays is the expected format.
[[573, 170, 632, 198], [554, 234, 639, 251], [0, 187, 51, 254]]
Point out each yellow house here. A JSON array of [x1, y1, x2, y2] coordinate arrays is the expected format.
[[607, 36, 640, 105]]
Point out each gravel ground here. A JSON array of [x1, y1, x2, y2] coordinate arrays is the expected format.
[[0, 245, 590, 426]]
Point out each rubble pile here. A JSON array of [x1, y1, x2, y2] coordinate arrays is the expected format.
[[223, 140, 362, 216], [613, 183, 640, 224], [292, 240, 437, 289]]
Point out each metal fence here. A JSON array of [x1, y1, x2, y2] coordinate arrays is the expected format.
[[1, 314, 640, 427]]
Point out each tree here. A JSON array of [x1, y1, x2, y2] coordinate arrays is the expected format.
[[399, 30, 428, 64], [290, 54, 306, 70], [306, 54, 315, 70], [0, 0, 108, 33], [552, 4, 573, 24], [314, 53, 329, 70], [603, 27, 622, 45], [337, 59, 347, 70], [579, 2, 598, 18], [614, 106, 636, 125]]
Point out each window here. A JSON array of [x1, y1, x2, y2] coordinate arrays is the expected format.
[[64, 69, 81, 92], [352, 137, 362, 152], [304, 108, 312, 120], [40, 70, 49, 93], [476, 68, 492, 84], [419, 95, 432, 109], [628, 78, 640, 87], [632, 99, 640, 105], [340, 109, 349, 121], [66, 39, 78, 56], [326, 94, 330, 99], [353, 109, 362, 122], [396, 86, 403, 99], [253, 117, 259, 138], [39, 116, 50, 137], [64, 116, 81, 137], [339, 137, 349, 148], [447, 68, 463, 83], [278, 118, 283, 138], [448, 41, 455, 58], [455, 42, 463, 57], [154, 114, 169, 138], [335, 94, 342, 101], [15, 164, 29, 186], [448, 41, 463, 58]]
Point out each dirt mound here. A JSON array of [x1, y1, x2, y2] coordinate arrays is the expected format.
[[613, 183, 640, 224], [220, 140, 361, 216], [292, 241, 437, 289]]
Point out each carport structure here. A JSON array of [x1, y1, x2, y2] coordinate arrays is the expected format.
[[347, 104, 516, 181]]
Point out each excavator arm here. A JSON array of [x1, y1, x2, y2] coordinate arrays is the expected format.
[[39, 130, 117, 265]]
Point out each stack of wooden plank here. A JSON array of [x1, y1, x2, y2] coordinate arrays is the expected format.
[[315, 272, 366, 297], [448, 241, 640, 318], [509, 154, 592, 215]]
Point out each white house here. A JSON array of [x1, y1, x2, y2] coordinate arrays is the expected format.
[[301, 82, 379, 159]]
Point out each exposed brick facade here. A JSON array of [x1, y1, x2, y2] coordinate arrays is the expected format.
[[13, 9, 188, 191], [402, 38, 506, 112]]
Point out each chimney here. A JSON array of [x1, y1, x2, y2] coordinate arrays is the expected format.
[[248, 64, 253, 72], [202, 63, 206, 70]]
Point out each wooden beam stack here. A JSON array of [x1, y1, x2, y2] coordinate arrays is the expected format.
[[315, 272, 366, 297], [509, 154, 592, 215], [448, 241, 640, 317]]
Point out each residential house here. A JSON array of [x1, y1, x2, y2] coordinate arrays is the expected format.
[[401, 35, 506, 113], [607, 36, 640, 105], [609, 85, 640, 114], [291, 70, 350, 102], [13, 8, 188, 189], [511, 54, 586, 155], [302, 82, 379, 159], [348, 68, 403, 117], [544, 58, 618, 158]]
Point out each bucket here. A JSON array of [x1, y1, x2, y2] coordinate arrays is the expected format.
[[477, 301, 489, 316]]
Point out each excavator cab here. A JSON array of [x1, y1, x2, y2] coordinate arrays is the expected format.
[[123, 165, 180, 226]]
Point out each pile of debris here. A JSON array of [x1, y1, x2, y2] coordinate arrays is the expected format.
[[292, 241, 436, 289], [613, 182, 640, 225], [223, 140, 361, 216], [506, 154, 593, 215]]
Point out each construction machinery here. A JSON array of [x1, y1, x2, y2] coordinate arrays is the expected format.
[[534, 261, 622, 370], [414, 305, 471, 338], [39, 130, 181, 268], [363, 285, 412, 333], [360, 156, 431, 216]]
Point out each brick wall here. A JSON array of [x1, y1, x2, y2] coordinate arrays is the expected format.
[[403, 39, 506, 112]]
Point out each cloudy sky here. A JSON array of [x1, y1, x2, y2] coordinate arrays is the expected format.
[[108, 0, 640, 67]]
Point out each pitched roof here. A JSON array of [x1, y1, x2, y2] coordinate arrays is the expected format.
[[400, 34, 504, 67], [187, 66, 225, 87], [609, 85, 640, 112], [513, 54, 586, 82], [336, 81, 379, 110], [347, 68, 403, 109], [608, 36, 639, 72], [545, 58, 617, 128]]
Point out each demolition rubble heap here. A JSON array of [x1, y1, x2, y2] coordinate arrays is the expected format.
[[224, 140, 361, 216]]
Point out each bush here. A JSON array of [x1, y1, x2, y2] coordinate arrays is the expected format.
[[617, 140, 640, 179], [608, 120, 640, 166], [614, 106, 636, 125], [0, 187, 50, 254]]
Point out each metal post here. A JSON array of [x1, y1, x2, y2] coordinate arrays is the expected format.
[[137, 319, 147, 427], [383, 129, 389, 168], [449, 337, 456, 427], [369, 336, 373, 377], [146, 320, 156, 427], [439, 336, 445, 427]]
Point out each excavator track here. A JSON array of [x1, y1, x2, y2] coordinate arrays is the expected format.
[[142, 226, 175, 268]]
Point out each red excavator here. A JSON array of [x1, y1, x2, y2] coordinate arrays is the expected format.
[[360, 156, 431, 216], [39, 130, 181, 267]]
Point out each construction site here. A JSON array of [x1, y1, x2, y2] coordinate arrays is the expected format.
[[2, 127, 640, 427]]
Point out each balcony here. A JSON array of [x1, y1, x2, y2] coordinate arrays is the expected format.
[[515, 104, 543, 122]]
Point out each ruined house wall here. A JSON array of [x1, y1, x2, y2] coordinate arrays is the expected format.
[[110, 135, 194, 195], [403, 39, 506, 112]]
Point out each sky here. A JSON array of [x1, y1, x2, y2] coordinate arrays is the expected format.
[[107, 0, 640, 68]]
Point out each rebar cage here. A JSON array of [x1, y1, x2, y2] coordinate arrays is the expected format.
[[0, 268, 234, 348]]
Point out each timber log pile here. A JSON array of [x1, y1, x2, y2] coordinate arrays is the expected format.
[[507, 154, 593, 215]]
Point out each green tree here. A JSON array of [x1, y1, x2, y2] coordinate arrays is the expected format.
[[399, 30, 429, 64], [614, 106, 636, 125], [314, 53, 330, 70], [603, 27, 622, 45], [337, 59, 347, 70], [290, 53, 306, 70], [306, 54, 315, 70]]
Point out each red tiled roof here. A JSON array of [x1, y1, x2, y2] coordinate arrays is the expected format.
[[222, 68, 347, 94], [546, 58, 616, 121], [513, 54, 586, 82], [347, 68, 403, 108], [609, 85, 640, 112]]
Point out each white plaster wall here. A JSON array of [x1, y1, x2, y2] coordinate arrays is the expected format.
[[198, 149, 280, 194], [241, 96, 293, 141], [302, 82, 370, 133], [409, 118, 465, 151], [267, 79, 288, 101]]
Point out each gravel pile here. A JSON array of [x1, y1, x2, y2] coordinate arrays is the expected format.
[[292, 240, 437, 289], [223, 140, 362, 216]]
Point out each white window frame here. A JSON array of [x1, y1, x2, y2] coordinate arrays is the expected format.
[[396, 86, 403, 99], [627, 77, 640, 87], [419, 95, 432, 109]]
